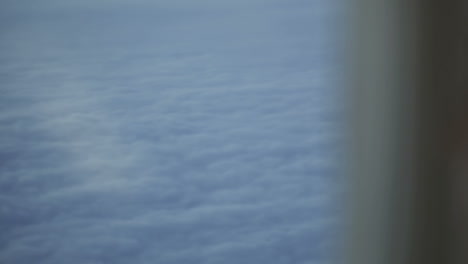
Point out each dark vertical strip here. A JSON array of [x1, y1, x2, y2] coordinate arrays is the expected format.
[[409, 0, 467, 263], [347, 0, 468, 263]]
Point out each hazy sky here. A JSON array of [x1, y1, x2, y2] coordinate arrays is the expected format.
[[0, 1, 341, 263]]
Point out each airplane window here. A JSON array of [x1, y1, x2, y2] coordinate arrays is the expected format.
[[0, 1, 344, 263]]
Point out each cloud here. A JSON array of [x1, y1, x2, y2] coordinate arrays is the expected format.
[[0, 1, 341, 263]]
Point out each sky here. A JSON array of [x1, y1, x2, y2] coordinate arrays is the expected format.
[[0, 0, 342, 263]]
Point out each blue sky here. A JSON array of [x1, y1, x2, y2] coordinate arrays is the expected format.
[[0, 0, 342, 263]]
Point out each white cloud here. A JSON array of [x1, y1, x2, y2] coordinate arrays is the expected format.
[[0, 0, 341, 263]]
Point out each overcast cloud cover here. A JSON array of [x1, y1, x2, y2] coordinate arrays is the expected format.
[[0, 0, 342, 263]]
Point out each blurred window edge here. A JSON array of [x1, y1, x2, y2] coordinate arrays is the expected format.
[[345, 0, 468, 264]]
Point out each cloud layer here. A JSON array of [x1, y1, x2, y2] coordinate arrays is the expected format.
[[0, 1, 342, 263]]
